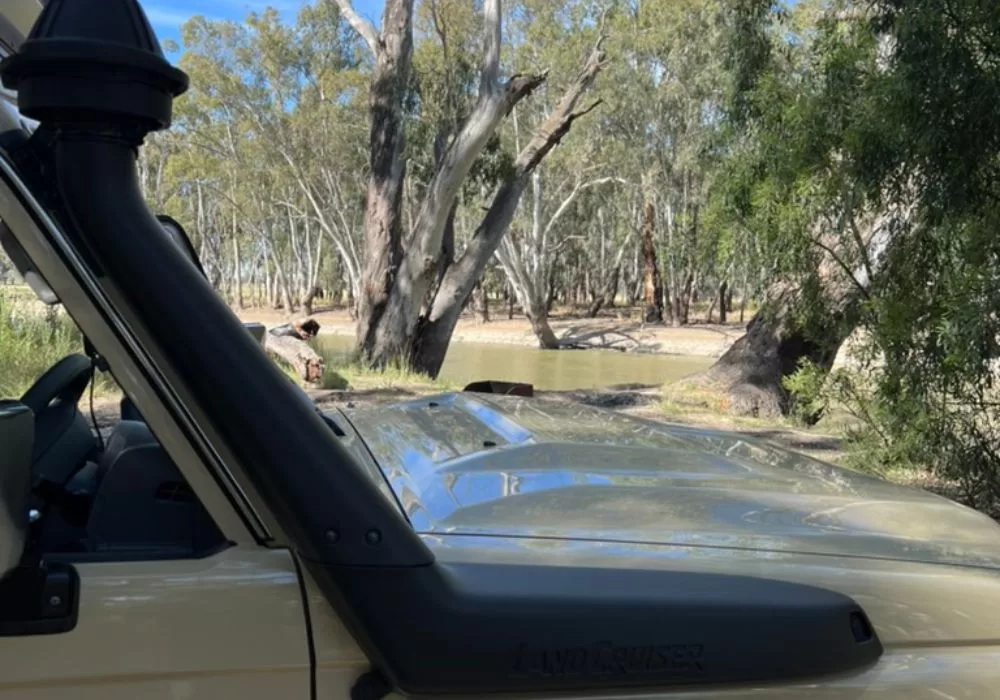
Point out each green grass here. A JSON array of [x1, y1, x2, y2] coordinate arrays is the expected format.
[[271, 340, 457, 394], [1, 294, 84, 397], [327, 361, 457, 393], [0, 291, 118, 398]]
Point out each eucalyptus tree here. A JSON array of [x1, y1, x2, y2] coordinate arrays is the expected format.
[[336, 0, 607, 374], [166, 2, 368, 312], [685, 0, 910, 417]]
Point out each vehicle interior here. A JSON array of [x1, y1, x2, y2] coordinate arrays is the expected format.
[[1, 220, 228, 561]]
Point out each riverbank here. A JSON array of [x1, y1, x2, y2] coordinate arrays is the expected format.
[[236, 307, 747, 358]]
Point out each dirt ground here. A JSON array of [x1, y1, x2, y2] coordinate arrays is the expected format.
[[238, 306, 747, 358]]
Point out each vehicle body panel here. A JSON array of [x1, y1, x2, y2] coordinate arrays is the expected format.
[[304, 532, 1000, 699], [345, 393, 1000, 571], [0, 548, 310, 699], [303, 572, 378, 699], [336, 391, 1000, 695]]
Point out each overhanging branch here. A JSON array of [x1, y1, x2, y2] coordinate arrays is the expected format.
[[334, 0, 379, 56], [514, 36, 608, 175]]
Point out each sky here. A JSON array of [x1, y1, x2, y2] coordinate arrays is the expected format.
[[144, 0, 385, 53]]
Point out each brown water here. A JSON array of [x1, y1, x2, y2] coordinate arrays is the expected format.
[[315, 335, 713, 391]]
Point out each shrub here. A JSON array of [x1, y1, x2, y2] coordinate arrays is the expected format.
[[782, 358, 831, 425], [0, 294, 82, 397]]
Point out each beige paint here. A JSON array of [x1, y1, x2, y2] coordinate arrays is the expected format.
[[309, 536, 1000, 699], [0, 0, 40, 47], [304, 571, 371, 699], [0, 547, 310, 699], [0, 545, 995, 700]]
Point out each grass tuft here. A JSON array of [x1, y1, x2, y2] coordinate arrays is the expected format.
[[0, 292, 97, 397]]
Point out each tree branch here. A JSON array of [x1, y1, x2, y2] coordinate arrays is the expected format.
[[542, 176, 624, 241], [811, 237, 872, 301], [481, 0, 502, 94], [333, 0, 379, 56], [421, 36, 610, 329], [515, 36, 608, 175], [503, 71, 550, 115]]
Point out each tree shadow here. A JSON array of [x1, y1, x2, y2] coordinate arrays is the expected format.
[[733, 428, 844, 456], [310, 386, 420, 409], [556, 322, 659, 352], [539, 386, 661, 410]]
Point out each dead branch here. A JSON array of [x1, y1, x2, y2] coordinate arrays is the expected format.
[[333, 0, 380, 56]]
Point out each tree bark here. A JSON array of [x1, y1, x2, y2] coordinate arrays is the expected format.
[[718, 280, 728, 324], [302, 286, 320, 317], [686, 288, 851, 418], [587, 264, 621, 318], [641, 199, 664, 323], [672, 268, 694, 326], [526, 300, 559, 349], [232, 235, 244, 310], [356, 0, 548, 368], [473, 281, 490, 323], [408, 37, 608, 377], [350, 0, 412, 359], [683, 197, 914, 418]]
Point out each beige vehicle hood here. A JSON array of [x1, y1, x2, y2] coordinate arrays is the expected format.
[[339, 392, 1000, 653], [345, 392, 1000, 571]]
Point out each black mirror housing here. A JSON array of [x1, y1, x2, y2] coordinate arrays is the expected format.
[[0, 401, 31, 580]]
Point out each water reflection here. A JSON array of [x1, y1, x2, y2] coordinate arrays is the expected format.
[[349, 394, 1000, 570], [315, 335, 712, 391]]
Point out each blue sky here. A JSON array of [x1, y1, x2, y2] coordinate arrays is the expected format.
[[144, 0, 384, 53]]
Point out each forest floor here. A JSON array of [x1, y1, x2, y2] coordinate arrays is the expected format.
[[236, 305, 749, 357]]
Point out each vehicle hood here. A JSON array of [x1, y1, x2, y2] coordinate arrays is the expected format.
[[344, 393, 1000, 570]]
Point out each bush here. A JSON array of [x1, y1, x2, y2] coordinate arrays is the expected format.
[[0, 294, 83, 397], [782, 358, 831, 425]]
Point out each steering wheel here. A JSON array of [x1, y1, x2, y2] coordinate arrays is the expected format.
[[20, 354, 96, 487]]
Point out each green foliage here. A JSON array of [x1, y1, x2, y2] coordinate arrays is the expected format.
[[706, 0, 1000, 512], [782, 358, 830, 425], [0, 294, 85, 397], [133, 0, 1000, 515], [847, 0, 1000, 509]]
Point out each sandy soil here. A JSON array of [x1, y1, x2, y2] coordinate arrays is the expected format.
[[238, 306, 747, 358]]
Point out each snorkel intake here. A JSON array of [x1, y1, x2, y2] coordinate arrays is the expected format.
[[0, 1, 884, 695]]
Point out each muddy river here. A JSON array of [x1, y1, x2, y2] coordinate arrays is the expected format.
[[315, 335, 712, 391]]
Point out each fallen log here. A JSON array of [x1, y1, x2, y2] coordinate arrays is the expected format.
[[265, 319, 324, 384], [269, 318, 320, 341]]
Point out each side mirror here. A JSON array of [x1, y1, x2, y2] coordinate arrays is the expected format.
[[0, 400, 79, 636], [156, 214, 206, 277], [0, 401, 31, 579]]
